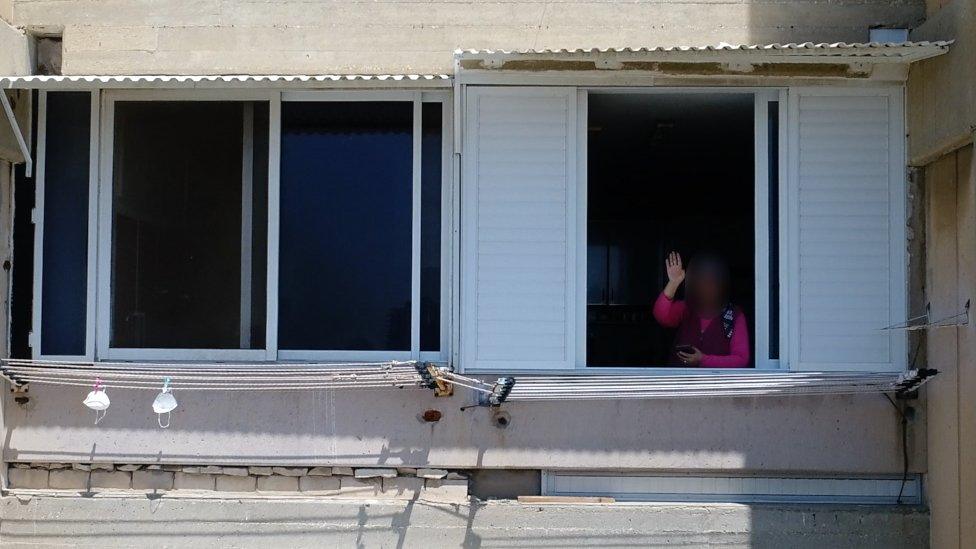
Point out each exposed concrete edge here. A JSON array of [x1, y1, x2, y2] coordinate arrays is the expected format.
[[0, 495, 930, 547], [910, 131, 976, 167], [3, 487, 471, 504], [0, 20, 29, 76]]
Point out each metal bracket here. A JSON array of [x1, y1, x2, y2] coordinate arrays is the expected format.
[[488, 377, 516, 406], [895, 368, 938, 399], [429, 364, 454, 397], [1, 359, 28, 391], [416, 361, 455, 397], [414, 361, 438, 390], [9, 381, 29, 405]]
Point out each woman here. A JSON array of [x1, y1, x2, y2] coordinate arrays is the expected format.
[[652, 251, 750, 368]]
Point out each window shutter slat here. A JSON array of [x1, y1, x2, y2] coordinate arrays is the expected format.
[[789, 90, 906, 372], [461, 87, 577, 371]]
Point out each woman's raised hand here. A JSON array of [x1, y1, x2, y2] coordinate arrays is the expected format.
[[665, 251, 685, 284]]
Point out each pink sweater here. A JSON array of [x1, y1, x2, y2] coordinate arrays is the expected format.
[[653, 292, 751, 368]]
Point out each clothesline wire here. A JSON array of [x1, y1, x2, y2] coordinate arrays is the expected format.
[[435, 370, 496, 394], [498, 370, 933, 402], [2, 368, 419, 382], [15, 379, 419, 391], [881, 301, 970, 331], [1, 360, 935, 400], [3, 358, 416, 372], [0, 359, 430, 392]]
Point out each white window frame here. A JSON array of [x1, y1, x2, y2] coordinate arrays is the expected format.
[[96, 89, 277, 361], [274, 90, 451, 363], [31, 90, 100, 361], [89, 89, 452, 363], [573, 87, 787, 373], [541, 470, 922, 505]]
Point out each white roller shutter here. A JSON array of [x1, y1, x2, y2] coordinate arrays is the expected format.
[[461, 87, 578, 370], [788, 89, 906, 371]]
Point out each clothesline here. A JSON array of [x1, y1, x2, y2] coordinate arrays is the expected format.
[[881, 301, 970, 331], [495, 370, 936, 402], [0, 359, 429, 392], [0, 359, 936, 401]]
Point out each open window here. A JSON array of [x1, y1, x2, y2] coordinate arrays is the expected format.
[[461, 86, 905, 374], [460, 87, 783, 371], [585, 92, 757, 367]]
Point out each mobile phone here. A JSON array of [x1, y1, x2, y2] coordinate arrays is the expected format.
[[675, 344, 695, 354]]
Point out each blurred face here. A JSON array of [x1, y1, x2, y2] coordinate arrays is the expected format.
[[691, 271, 724, 309]]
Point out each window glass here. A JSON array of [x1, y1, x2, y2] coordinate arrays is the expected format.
[[420, 103, 443, 352], [41, 92, 90, 355], [110, 101, 268, 349], [279, 102, 413, 351]]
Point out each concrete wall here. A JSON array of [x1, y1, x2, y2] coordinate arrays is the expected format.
[[921, 146, 974, 549], [8, 0, 925, 74], [0, 0, 12, 25], [0, 89, 30, 165], [907, 0, 975, 165], [0, 497, 930, 548], [0, 17, 28, 75], [0, 13, 31, 163], [5, 385, 912, 473], [907, 3, 975, 548]]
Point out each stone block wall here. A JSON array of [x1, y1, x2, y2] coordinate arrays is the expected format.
[[6, 462, 469, 502]]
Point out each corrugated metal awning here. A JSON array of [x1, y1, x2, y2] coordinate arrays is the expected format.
[[458, 41, 953, 66], [0, 74, 452, 90], [0, 42, 950, 89]]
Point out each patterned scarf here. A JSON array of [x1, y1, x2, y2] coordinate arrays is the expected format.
[[721, 303, 736, 339]]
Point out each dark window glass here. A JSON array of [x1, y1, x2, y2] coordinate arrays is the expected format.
[[110, 101, 268, 349], [279, 102, 412, 351], [41, 92, 91, 355], [248, 104, 269, 349], [586, 93, 755, 366], [420, 103, 442, 352], [767, 101, 780, 359]]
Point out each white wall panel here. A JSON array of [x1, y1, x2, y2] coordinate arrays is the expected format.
[[544, 471, 921, 504]]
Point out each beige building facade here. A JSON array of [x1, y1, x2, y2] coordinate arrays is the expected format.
[[908, 2, 976, 548], [5, 0, 926, 74]]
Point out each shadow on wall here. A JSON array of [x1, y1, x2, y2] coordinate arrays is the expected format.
[[0, 496, 930, 548], [3, 382, 910, 476], [741, 0, 923, 44]]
